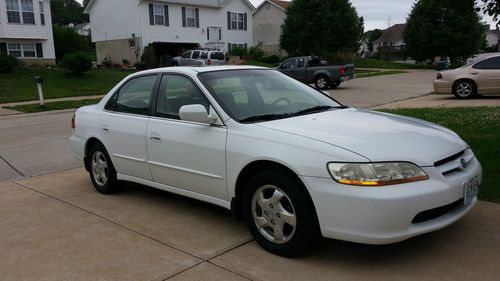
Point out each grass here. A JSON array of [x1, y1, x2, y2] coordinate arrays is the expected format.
[[5, 98, 102, 113], [0, 68, 130, 103], [356, 70, 407, 78], [354, 58, 432, 69], [381, 107, 500, 203]]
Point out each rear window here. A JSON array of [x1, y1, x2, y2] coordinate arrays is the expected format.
[[210, 52, 225, 60]]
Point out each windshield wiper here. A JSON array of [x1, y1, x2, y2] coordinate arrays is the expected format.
[[292, 105, 337, 116], [240, 113, 292, 123]]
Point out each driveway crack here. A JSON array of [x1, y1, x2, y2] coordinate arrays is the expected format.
[[0, 155, 25, 177]]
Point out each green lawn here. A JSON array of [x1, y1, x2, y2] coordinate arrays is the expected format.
[[354, 58, 432, 69], [6, 98, 102, 113], [0, 68, 130, 103], [382, 107, 500, 203]]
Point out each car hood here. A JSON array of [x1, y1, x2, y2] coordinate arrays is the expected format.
[[256, 108, 467, 166]]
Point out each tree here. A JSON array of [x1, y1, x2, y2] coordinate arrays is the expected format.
[[62, 52, 93, 74], [50, 0, 88, 25], [280, 0, 364, 57], [404, 0, 485, 66], [53, 25, 89, 62], [475, 0, 500, 24], [367, 29, 383, 52]]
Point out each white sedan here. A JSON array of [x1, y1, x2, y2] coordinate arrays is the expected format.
[[70, 66, 481, 257]]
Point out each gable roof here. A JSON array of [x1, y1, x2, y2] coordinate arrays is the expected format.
[[84, 0, 255, 14], [256, 0, 290, 11], [373, 23, 406, 44]]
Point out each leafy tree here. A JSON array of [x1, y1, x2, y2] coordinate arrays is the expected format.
[[367, 29, 383, 52], [475, 0, 500, 24], [280, 0, 364, 57], [50, 0, 87, 25], [62, 52, 93, 74], [404, 0, 485, 66], [53, 25, 89, 62]]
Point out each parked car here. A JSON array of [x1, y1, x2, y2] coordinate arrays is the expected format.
[[71, 66, 481, 257], [172, 49, 225, 66], [434, 54, 500, 99], [278, 56, 355, 90]]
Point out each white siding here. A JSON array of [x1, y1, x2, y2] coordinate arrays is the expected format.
[[0, 0, 55, 59], [88, 0, 141, 42]]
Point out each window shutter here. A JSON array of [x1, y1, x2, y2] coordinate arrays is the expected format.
[[227, 11, 231, 30], [0, 43, 7, 55], [182, 7, 186, 27], [149, 4, 154, 25], [195, 8, 199, 28], [244, 43, 247, 50], [243, 13, 247, 30], [164, 5, 169, 26], [36, 43, 43, 58]]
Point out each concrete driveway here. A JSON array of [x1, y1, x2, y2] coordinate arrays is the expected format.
[[1, 168, 499, 281]]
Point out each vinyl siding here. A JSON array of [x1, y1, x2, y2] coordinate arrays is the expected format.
[[88, 0, 141, 42]]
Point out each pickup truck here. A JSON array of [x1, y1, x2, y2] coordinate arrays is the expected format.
[[278, 56, 355, 90]]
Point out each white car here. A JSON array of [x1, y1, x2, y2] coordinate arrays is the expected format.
[[70, 66, 481, 257]]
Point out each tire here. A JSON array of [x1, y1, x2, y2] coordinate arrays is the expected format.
[[314, 75, 329, 90], [330, 81, 341, 89], [243, 170, 320, 257], [453, 80, 477, 99], [87, 143, 119, 194]]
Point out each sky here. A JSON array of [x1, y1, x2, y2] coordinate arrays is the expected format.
[[76, 0, 497, 31]]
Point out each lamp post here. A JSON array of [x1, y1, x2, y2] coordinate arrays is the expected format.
[[33, 76, 44, 106]]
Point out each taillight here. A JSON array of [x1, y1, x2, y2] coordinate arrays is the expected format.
[[339, 66, 345, 76], [207, 59, 211, 65], [437, 72, 443, 79], [71, 113, 75, 129]]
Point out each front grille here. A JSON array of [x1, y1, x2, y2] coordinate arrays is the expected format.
[[434, 148, 474, 176], [412, 199, 463, 224], [434, 150, 465, 167]]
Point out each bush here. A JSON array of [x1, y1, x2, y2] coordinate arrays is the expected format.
[[0, 54, 18, 73], [249, 45, 265, 61], [61, 52, 93, 74], [53, 25, 89, 62], [260, 55, 280, 64], [229, 47, 247, 57]]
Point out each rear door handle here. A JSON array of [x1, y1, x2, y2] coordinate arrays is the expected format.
[[471, 72, 478, 75]]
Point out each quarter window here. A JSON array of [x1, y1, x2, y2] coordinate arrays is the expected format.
[[111, 76, 157, 115], [156, 75, 209, 120]]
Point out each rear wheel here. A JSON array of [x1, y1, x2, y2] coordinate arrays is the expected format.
[[88, 143, 119, 194], [330, 81, 341, 89], [453, 80, 477, 99], [243, 170, 319, 257], [314, 75, 329, 90]]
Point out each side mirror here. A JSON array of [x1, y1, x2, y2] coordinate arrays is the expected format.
[[179, 104, 210, 124]]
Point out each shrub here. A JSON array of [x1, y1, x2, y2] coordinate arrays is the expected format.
[[249, 45, 265, 61], [61, 52, 93, 74], [261, 55, 280, 64], [0, 54, 18, 73], [53, 25, 89, 62], [229, 47, 247, 57], [122, 59, 130, 66]]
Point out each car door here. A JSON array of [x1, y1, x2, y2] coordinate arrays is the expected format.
[[279, 58, 298, 79], [146, 74, 228, 200], [293, 57, 307, 81], [180, 51, 192, 66], [191, 50, 201, 65], [100, 74, 159, 180], [472, 56, 500, 93]]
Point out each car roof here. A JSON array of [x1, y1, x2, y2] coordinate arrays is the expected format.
[[130, 65, 270, 77]]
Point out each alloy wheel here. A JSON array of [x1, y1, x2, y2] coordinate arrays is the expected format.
[[456, 82, 473, 97], [91, 151, 108, 186]]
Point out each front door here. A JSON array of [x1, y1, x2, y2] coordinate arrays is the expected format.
[[146, 74, 228, 200]]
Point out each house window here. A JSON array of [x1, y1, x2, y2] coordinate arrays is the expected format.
[[185, 7, 196, 27], [21, 0, 35, 24], [6, 0, 35, 24], [129, 39, 135, 48], [154, 4, 165, 25], [7, 43, 22, 57], [6, 0, 21, 23], [228, 12, 246, 31], [219, 29, 222, 40], [23, 43, 36, 57], [39, 1, 45, 25]]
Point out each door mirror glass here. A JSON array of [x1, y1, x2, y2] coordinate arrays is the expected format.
[[179, 104, 210, 123]]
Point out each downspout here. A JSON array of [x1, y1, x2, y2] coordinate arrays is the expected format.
[[137, 0, 144, 61]]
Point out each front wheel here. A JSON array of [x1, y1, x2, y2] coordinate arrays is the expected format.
[[88, 143, 119, 194], [314, 75, 329, 90], [243, 170, 320, 257]]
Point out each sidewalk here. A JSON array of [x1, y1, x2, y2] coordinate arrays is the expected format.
[[0, 95, 104, 108], [372, 94, 500, 109]]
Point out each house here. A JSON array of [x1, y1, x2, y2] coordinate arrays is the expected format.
[[84, 0, 255, 66], [372, 23, 407, 61], [70, 22, 91, 37], [485, 28, 500, 51], [0, 0, 56, 64], [253, 0, 289, 56]]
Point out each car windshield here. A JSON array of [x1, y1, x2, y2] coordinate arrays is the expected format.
[[198, 69, 344, 123]]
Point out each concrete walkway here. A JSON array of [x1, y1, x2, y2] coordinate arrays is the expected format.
[[372, 94, 500, 109], [1, 168, 499, 281], [0, 95, 105, 116]]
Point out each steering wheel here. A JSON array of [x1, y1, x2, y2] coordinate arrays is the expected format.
[[272, 97, 291, 106]]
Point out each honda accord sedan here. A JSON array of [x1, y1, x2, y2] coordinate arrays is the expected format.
[[70, 66, 481, 257]]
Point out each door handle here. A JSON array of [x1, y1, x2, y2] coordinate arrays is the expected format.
[[150, 136, 161, 142], [471, 72, 478, 75]]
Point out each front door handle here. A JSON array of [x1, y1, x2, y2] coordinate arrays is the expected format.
[[471, 72, 478, 75], [150, 136, 161, 142]]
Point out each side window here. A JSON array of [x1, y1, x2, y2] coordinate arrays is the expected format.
[[192, 50, 201, 59], [297, 58, 305, 68], [281, 59, 296, 69], [474, 57, 500, 70], [200, 51, 208, 59], [210, 52, 224, 60], [156, 75, 210, 120], [111, 75, 157, 115], [182, 51, 192, 58]]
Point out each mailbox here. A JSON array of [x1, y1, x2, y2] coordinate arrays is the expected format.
[[33, 76, 44, 84]]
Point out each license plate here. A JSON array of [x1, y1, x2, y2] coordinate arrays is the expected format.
[[463, 176, 479, 206]]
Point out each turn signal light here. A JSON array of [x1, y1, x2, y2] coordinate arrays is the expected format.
[[437, 72, 443, 79], [207, 59, 212, 65]]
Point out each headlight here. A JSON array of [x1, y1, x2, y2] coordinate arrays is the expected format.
[[327, 162, 429, 186]]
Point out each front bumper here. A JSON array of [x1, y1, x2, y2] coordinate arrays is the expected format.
[[301, 156, 482, 244], [434, 79, 453, 94]]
